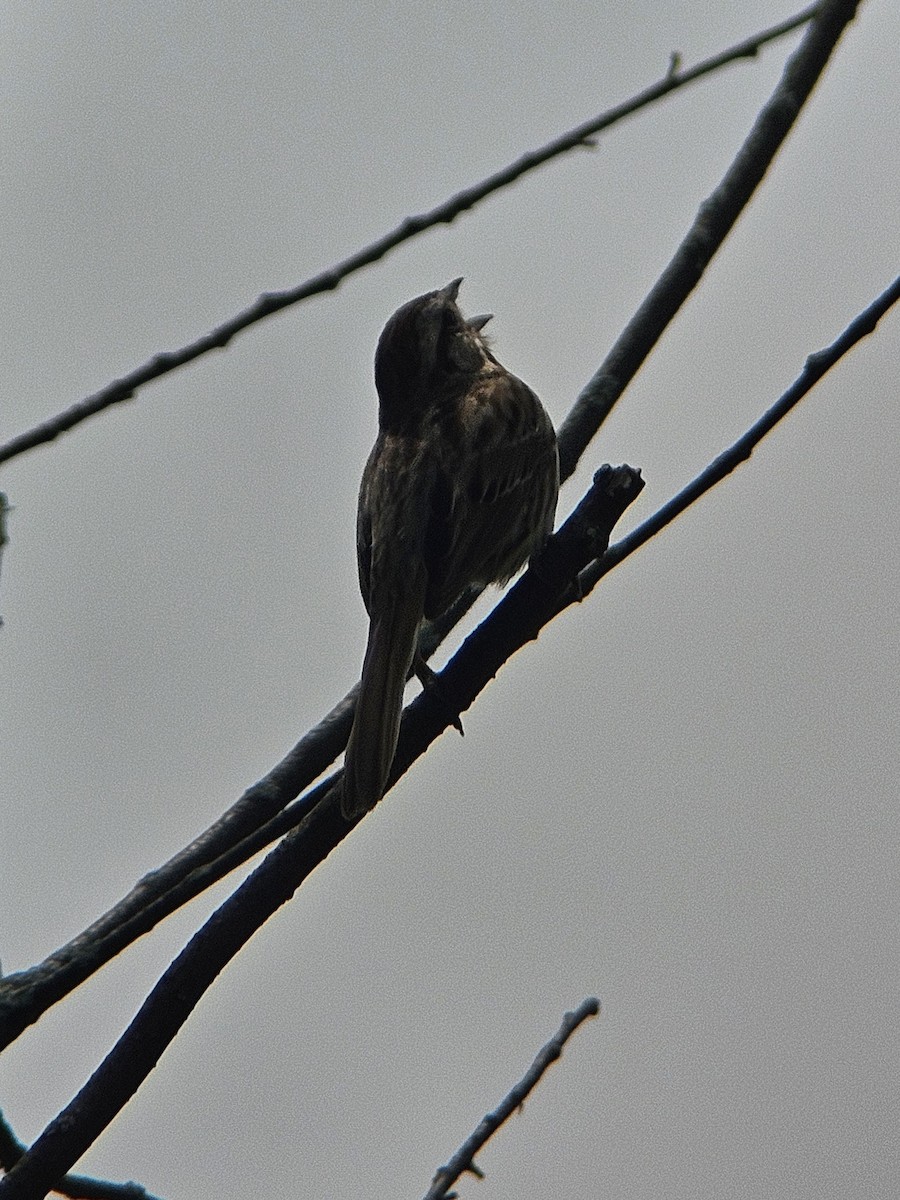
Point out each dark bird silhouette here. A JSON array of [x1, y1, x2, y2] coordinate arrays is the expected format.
[[341, 279, 559, 819]]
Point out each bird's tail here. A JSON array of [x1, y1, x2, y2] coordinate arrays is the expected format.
[[341, 585, 424, 820]]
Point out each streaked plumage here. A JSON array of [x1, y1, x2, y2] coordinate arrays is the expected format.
[[341, 280, 558, 819]]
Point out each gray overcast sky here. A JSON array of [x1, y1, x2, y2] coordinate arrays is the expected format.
[[2, 2, 898, 1197]]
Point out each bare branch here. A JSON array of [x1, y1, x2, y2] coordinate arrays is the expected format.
[[0, 701, 350, 1047], [424, 998, 601, 1200], [0, 6, 816, 467], [585, 271, 900, 592], [0, 1110, 159, 1200], [557, 0, 861, 478]]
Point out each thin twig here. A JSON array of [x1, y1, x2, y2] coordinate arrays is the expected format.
[[424, 998, 601, 1200], [0, 6, 815, 467], [585, 272, 900, 592]]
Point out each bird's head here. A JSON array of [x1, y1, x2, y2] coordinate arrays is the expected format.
[[374, 279, 493, 431]]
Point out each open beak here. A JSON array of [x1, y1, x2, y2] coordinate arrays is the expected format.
[[441, 277, 464, 301], [468, 313, 493, 332]]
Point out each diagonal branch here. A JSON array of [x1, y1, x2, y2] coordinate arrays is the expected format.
[[424, 998, 601, 1200], [0, 1109, 159, 1200], [0, 5, 815, 467], [587, 271, 900, 588], [557, 0, 860, 478]]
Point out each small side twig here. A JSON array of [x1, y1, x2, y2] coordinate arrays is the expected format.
[[424, 998, 601, 1200]]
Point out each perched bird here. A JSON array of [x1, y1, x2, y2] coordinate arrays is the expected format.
[[340, 279, 559, 820]]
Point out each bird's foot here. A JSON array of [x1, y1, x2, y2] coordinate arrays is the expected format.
[[414, 655, 464, 736]]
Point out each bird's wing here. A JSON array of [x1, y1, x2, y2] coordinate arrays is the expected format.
[[423, 372, 558, 618]]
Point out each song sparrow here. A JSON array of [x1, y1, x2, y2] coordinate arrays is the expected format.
[[340, 279, 559, 820]]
